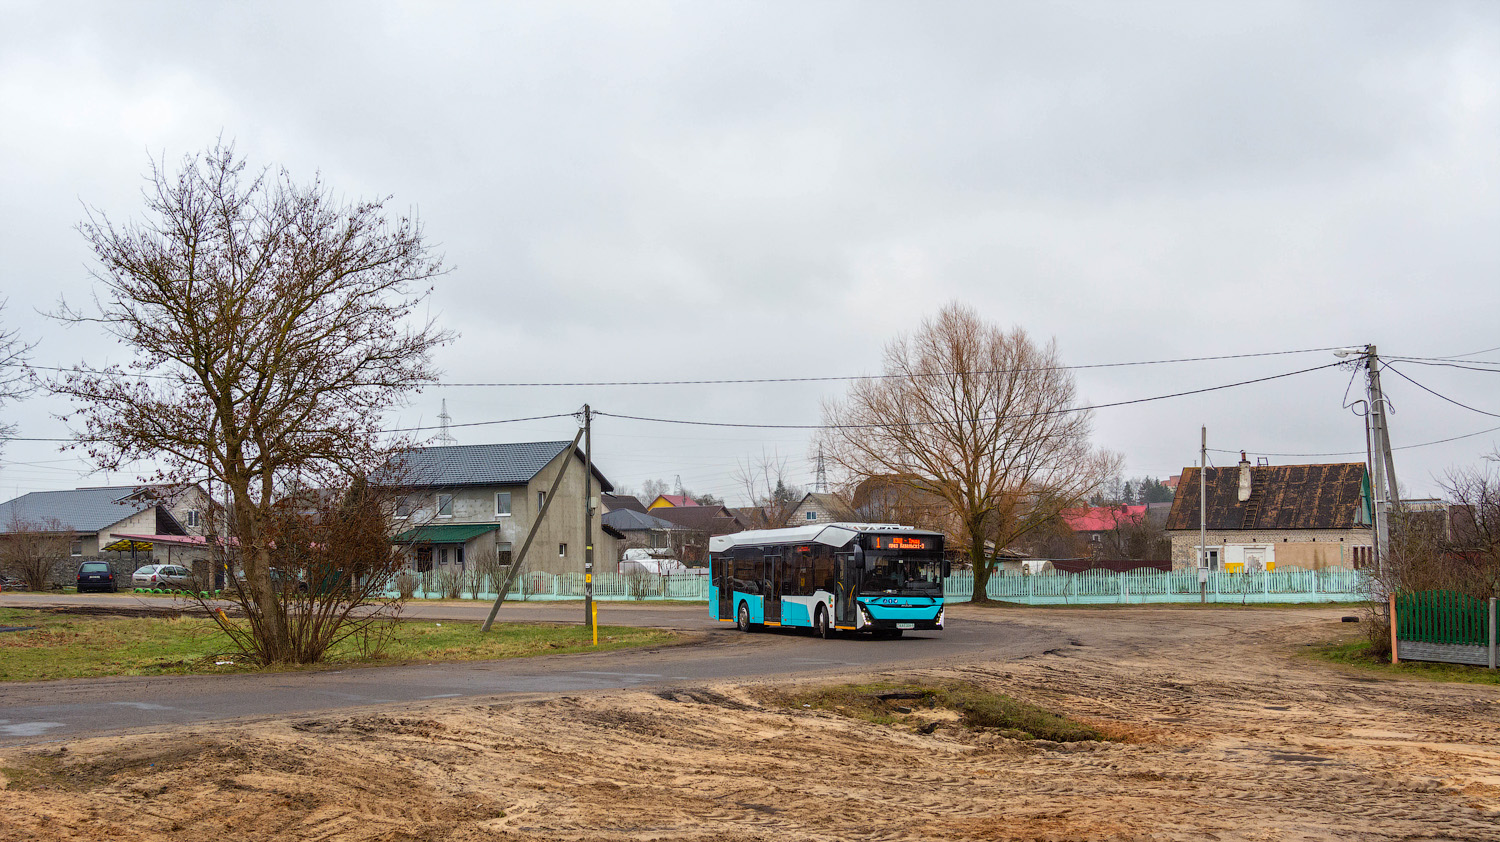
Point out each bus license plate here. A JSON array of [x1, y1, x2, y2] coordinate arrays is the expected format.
[[896, 623, 914, 629]]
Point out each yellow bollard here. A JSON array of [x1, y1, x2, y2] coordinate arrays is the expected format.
[[592, 600, 598, 646]]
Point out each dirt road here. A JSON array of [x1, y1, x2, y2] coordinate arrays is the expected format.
[[2, 605, 1498, 841]]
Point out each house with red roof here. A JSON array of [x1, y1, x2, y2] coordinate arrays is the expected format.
[[1060, 505, 1148, 554]]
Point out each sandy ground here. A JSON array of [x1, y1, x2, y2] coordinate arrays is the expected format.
[[2, 607, 1499, 842]]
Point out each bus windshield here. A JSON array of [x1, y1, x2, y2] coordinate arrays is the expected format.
[[861, 553, 943, 594]]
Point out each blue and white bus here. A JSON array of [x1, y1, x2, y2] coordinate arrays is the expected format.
[[709, 523, 949, 638]]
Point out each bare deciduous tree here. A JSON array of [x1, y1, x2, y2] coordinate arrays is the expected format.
[[820, 303, 1119, 601], [0, 513, 73, 591], [638, 479, 672, 505], [733, 450, 805, 529], [54, 142, 452, 663], [1099, 510, 1171, 561], [0, 299, 35, 459]]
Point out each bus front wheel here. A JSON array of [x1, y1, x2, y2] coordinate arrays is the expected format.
[[737, 602, 752, 633], [815, 606, 833, 639]]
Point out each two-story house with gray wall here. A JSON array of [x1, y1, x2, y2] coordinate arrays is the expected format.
[[383, 441, 619, 578]]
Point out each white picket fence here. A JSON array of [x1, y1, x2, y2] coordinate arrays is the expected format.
[[387, 567, 1367, 604]]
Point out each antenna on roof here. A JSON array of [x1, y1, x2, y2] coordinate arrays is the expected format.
[[435, 400, 458, 447], [815, 444, 828, 493]]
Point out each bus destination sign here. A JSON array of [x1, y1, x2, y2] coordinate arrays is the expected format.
[[869, 535, 935, 551]]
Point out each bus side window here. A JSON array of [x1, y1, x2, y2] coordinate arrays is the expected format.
[[813, 547, 836, 593], [735, 549, 764, 595], [792, 549, 811, 596]]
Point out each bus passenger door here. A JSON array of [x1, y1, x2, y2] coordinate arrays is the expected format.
[[713, 555, 732, 620], [835, 552, 858, 626], [764, 553, 782, 623]]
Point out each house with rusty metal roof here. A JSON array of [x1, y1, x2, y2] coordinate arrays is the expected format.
[[1165, 454, 1373, 572], [379, 441, 620, 577]]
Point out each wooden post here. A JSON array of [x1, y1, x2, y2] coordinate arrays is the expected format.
[[1489, 597, 1496, 671], [1389, 591, 1399, 664]]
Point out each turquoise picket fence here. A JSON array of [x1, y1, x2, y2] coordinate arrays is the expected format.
[[942, 567, 1364, 604], [389, 567, 1365, 604]]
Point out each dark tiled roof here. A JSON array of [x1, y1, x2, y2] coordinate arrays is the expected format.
[[602, 493, 647, 513], [377, 441, 613, 491], [1165, 463, 1369, 531], [651, 505, 745, 535], [0, 486, 157, 533], [601, 509, 680, 532]]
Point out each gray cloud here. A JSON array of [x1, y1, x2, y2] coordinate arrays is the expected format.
[[1, 1, 1497, 500]]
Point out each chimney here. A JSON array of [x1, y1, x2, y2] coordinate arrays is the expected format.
[[1237, 451, 1252, 502]]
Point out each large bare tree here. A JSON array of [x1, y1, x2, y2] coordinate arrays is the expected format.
[[54, 143, 452, 663], [819, 303, 1118, 601]]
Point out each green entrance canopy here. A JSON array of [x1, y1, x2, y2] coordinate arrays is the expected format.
[[391, 524, 502, 544]]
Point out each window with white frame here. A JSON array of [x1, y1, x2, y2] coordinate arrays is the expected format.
[[806, 511, 817, 521], [70, 540, 83, 556], [537, 490, 545, 511], [495, 492, 512, 517], [558, 542, 567, 558], [185, 510, 200, 528], [437, 493, 454, 518], [394, 497, 413, 519]]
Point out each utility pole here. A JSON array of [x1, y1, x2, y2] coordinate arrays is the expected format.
[[1363, 345, 1399, 576], [582, 404, 595, 643], [1200, 425, 1208, 605]]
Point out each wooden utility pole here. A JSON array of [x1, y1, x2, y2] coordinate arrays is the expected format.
[[583, 404, 595, 641], [1200, 425, 1208, 605]]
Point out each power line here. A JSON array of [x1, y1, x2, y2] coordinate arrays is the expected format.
[[1385, 359, 1500, 374], [2, 411, 582, 443], [29, 345, 1353, 389], [1208, 422, 1500, 458], [426, 345, 1353, 387], [595, 362, 1344, 430], [1383, 363, 1500, 419]]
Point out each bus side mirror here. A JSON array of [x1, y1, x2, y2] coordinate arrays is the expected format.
[[854, 544, 872, 572], [941, 560, 951, 578]]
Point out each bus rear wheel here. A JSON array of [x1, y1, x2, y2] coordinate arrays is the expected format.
[[736, 602, 751, 633]]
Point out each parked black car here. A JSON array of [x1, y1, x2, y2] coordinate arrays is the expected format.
[[76, 561, 119, 593]]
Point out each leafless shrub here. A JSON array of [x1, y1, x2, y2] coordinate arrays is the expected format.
[[0, 513, 73, 591], [393, 570, 419, 600], [434, 567, 463, 600], [626, 570, 655, 601]]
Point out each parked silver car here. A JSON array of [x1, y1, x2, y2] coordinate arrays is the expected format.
[[132, 564, 196, 591]]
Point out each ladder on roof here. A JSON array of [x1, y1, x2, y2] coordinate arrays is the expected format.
[[1240, 485, 1263, 529]]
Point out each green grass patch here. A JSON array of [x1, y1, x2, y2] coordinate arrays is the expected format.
[[768, 680, 1109, 742], [0, 607, 677, 682], [1307, 637, 1500, 686]]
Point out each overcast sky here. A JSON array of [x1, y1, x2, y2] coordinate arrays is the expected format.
[[1, 1, 1497, 503]]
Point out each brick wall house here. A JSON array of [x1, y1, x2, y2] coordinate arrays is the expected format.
[[1165, 457, 1374, 572]]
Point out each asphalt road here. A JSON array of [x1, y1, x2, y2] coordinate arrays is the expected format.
[[0, 593, 1059, 745]]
